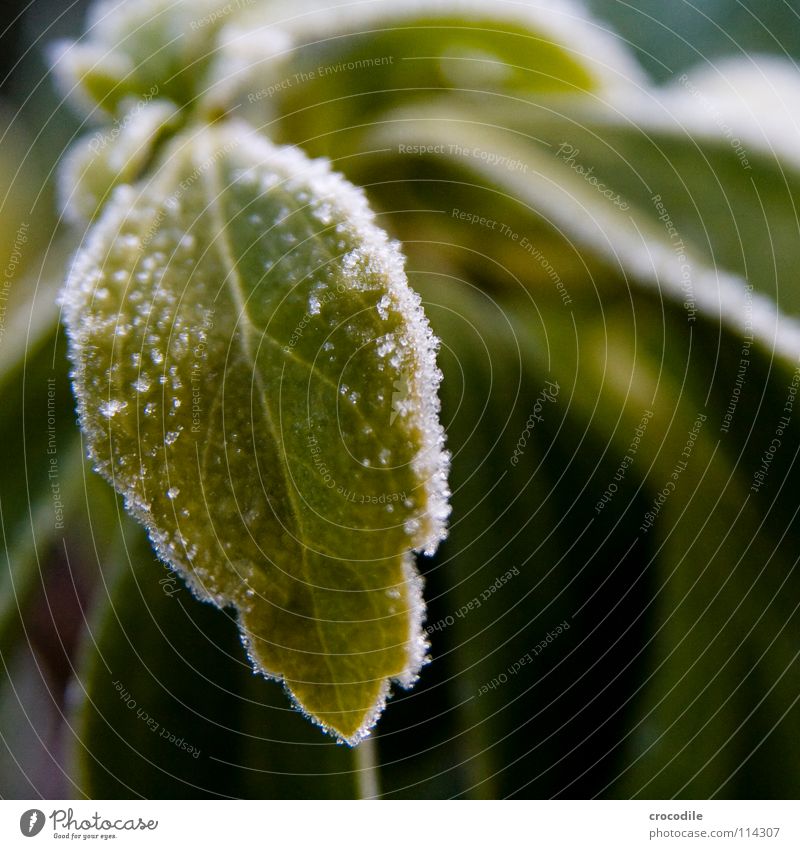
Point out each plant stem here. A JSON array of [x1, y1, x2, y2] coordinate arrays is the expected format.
[[355, 735, 380, 799]]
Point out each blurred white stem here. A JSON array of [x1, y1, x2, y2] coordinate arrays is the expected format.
[[355, 735, 380, 799]]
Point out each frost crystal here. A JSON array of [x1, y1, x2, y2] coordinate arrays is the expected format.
[[99, 399, 126, 418]]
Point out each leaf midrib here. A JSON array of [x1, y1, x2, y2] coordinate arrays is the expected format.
[[197, 140, 348, 717]]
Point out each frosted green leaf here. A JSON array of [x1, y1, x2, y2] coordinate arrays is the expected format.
[[211, 0, 645, 148], [60, 119, 450, 744], [50, 0, 646, 137], [216, 0, 644, 99], [49, 0, 236, 115]]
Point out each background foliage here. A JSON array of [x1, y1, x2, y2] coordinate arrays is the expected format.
[[2, 0, 800, 798]]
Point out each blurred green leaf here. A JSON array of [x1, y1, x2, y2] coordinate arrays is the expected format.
[[221, 0, 642, 156], [445, 84, 800, 317], [587, 0, 800, 84], [0, 333, 78, 652], [406, 262, 800, 797], [351, 103, 798, 369], [50, 0, 238, 115]]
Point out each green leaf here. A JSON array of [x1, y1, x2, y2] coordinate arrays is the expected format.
[[60, 119, 449, 744], [218, 0, 643, 156], [49, 0, 241, 116], [358, 104, 800, 363], [440, 72, 800, 317]]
